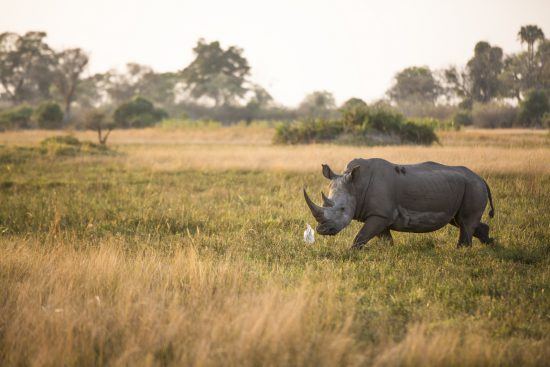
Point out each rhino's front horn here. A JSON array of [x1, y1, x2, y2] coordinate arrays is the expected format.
[[303, 189, 326, 222], [321, 192, 334, 207]]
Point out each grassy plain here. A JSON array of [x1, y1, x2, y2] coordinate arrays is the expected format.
[[0, 126, 549, 366]]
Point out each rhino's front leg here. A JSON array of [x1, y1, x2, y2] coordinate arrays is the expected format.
[[352, 216, 390, 249]]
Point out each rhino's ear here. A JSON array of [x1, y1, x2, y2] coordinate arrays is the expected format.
[[343, 165, 360, 183], [322, 164, 338, 180]]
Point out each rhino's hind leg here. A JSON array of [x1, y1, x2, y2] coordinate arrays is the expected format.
[[352, 216, 389, 249], [377, 228, 394, 245], [457, 224, 474, 247], [474, 222, 494, 244]]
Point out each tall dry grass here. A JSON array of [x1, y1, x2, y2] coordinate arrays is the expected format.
[[0, 237, 362, 366], [2, 237, 547, 366]]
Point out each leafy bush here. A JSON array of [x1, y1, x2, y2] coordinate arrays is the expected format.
[[0, 105, 34, 130], [274, 103, 438, 146], [33, 101, 64, 129], [340, 98, 369, 131], [453, 110, 473, 127], [273, 119, 344, 144], [114, 97, 168, 128], [519, 90, 549, 127], [471, 102, 517, 128], [399, 122, 439, 144]]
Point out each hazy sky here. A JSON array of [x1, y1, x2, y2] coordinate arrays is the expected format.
[[1, 0, 549, 106]]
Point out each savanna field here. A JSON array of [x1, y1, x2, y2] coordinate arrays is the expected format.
[[0, 125, 549, 366]]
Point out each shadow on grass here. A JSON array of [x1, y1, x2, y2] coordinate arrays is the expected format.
[[485, 242, 546, 265]]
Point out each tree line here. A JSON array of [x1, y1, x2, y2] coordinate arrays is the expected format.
[[1, 24, 549, 135]]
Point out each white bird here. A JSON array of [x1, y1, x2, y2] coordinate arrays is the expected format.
[[303, 223, 315, 244]]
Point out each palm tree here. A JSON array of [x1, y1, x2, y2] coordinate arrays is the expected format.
[[518, 25, 545, 89]]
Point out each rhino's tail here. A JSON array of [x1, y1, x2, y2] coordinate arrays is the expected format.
[[484, 180, 495, 218]]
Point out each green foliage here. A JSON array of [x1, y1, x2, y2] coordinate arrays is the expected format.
[[33, 101, 63, 129], [181, 39, 250, 106], [0, 105, 33, 130], [471, 102, 518, 128], [399, 121, 440, 144], [519, 90, 550, 127], [453, 110, 473, 127], [114, 97, 168, 128], [275, 104, 439, 145], [0, 31, 55, 104], [51, 48, 89, 122], [340, 98, 368, 131], [273, 119, 344, 144], [388, 66, 442, 104]]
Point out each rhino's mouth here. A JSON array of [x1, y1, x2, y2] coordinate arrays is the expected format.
[[316, 223, 340, 236]]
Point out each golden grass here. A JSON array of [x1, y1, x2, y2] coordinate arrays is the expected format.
[[0, 237, 362, 366], [2, 127, 548, 175], [1, 126, 549, 366], [2, 237, 547, 366]]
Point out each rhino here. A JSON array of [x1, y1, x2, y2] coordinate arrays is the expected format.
[[304, 158, 495, 249]]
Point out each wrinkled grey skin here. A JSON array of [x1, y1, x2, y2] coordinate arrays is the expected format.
[[304, 158, 495, 249]]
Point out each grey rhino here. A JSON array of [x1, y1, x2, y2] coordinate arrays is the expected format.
[[304, 158, 495, 249]]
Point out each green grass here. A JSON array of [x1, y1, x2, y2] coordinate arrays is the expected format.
[[0, 147, 549, 366]]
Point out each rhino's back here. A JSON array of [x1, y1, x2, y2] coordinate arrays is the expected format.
[[397, 161, 467, 211]]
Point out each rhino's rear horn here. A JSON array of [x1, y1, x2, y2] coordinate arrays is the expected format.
[[303, 189, 326, 222], [321, 192, 334, 207]]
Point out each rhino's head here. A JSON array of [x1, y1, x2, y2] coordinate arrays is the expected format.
[[304, 164, 359, 236]]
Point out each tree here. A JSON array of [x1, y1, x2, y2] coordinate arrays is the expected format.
[[519, 89, 549, 127], [181, 39, 251, 106], [467, 41, 504, 103], [387, 66, 442, 104], [518, 25, 545, 88], [33, 101, 63, 129], [298, 91, 336, 118], [499, 53, 529, 102], [113, 96, 168, 128], [444, 66, 474, 108], [0, 31, 55, 104], [244, 85, 274, 122], [536, 39, 550, 90], [52, 48, 89, 123], [445, 41, 504, 106], [84, 109, 115, 145], [339, 98, 368, 130]]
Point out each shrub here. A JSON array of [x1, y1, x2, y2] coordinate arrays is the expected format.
[[274, 119, 344, 144], [274, 104, 439, 146], [340, 98, 369, 131], [519, 90, 549, 127], [471, 102, 517, 128], [0, 105, 34, 130], [33, 101, 64, 129], [114, 97, 168, 128], [364, 106, 404, 135], [453, 110, 473, 127], [399, 122, 439, 145], [39, 136, 109, 157]]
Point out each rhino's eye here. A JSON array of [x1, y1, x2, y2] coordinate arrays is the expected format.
[[340, 207, 345, 211]]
